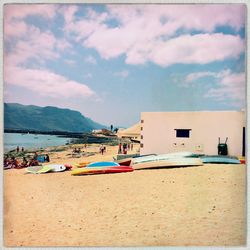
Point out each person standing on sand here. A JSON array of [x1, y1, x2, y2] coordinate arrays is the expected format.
[[16, 146, 19, 153], [100, 144, 105, 155], [123, 143, 127, 154], [21, 147, 24, 152], [45, 154, 50, 162], [118, 143, 122, 154]]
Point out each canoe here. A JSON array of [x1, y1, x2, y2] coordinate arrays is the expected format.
[[64, 164, 73, 170], [237, 157, 246, 164], [200, 156, 240, 164], [131, 151, 197, 165], [86, 161, 120, 168], [116, 154, 140, 160], [71, 166, 133, 176], [115, 158, 132, 166], [26, 166, 52, 174], [132, 157, 203, 170]]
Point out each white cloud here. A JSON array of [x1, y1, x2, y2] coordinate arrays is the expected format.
[[185, 69, 231, 83], [3, 4, 98, 105], [84, 73, 92, 78], [185, 71, 218, 83], [129, 33, 244, 66], [5, 24, 72, 68], [4, 4, 57, 39], [114, 70, 129, 78], [185, 69, 245, 107], [84, 55, 97, 65], [4, 66, 95, 99], [64, 59, 76, 66], [205, 71, 246, 105], [64, 4, 245, 67]]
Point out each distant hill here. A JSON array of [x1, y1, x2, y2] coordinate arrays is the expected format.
[[4, 103, 106, 133]]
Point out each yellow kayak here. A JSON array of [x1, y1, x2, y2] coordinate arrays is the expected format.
[[74, 162, 90, 168], [71, 166, 133, 176]]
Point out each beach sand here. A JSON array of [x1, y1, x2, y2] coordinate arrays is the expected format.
[[3, 144, 246, 247]]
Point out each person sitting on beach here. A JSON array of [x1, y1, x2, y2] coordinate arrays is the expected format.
[[4, 155, 12, 169], [11, 156, 19, 168], [45, 154, 50, 162], [29, 153, 39, 166], [28, 158, 39, 166], [34, 152, 38, 160], [18, 157, 28, 168]]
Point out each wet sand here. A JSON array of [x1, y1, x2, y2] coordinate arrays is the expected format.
[[3, 145, 246, 247]]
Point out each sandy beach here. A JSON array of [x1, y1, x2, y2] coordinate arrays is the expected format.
[[3, 144, 246, 247]]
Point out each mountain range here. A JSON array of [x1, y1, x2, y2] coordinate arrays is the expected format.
[[4, 103, 105, 133]]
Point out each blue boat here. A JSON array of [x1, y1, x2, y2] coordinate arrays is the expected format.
[[201, 156, 240, 164], [86, 161, 120, 168]]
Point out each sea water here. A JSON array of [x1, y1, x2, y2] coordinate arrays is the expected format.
[[4, 133, 72, 152]]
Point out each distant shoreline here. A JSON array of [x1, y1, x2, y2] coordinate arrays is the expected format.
[[4, 129, 120, 145], [4, 129, 88, 138]]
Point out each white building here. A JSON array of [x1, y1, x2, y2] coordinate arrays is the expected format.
[[140, 111, 245, 156]]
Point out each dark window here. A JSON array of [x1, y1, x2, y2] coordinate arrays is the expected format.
[[141, 135, 143, 139], [141, 126, 143, 131], [141, 119, 144, 123], [140, 143, 143, 148], [175, 129, 191, 138]]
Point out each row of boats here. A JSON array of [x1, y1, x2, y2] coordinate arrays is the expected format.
[[25, 151, 244, 175]]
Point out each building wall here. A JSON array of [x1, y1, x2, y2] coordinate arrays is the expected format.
[[140, 111, 245, 156]]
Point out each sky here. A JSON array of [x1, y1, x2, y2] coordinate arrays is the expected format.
[[3, 4, 246, 127]]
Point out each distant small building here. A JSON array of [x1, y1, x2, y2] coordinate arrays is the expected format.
[[140, 111, 245, 156], [117, 123, 141, 142]]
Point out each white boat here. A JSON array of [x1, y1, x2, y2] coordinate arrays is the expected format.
[[132, 157, 203, 170], [131, 151, 196, 165]]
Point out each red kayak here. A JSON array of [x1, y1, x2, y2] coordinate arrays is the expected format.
[[64, 164, 73, 170], [71, 165, 133, 175]]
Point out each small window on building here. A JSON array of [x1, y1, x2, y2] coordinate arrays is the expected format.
[[141, 126, 143, 131], [140, 143, 143, 148], [175, 129, 191, 138], [141, 135, 143, 139], [141, 119, 144, 123]]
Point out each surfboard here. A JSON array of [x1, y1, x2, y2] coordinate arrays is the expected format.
[[71, 166, 133, 176], [200, 156, 240, 164], [86, 161, 120, 168], [26, 166, 52, 174], [132, 157, 203, 170], [44, 164, 66, 172]]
